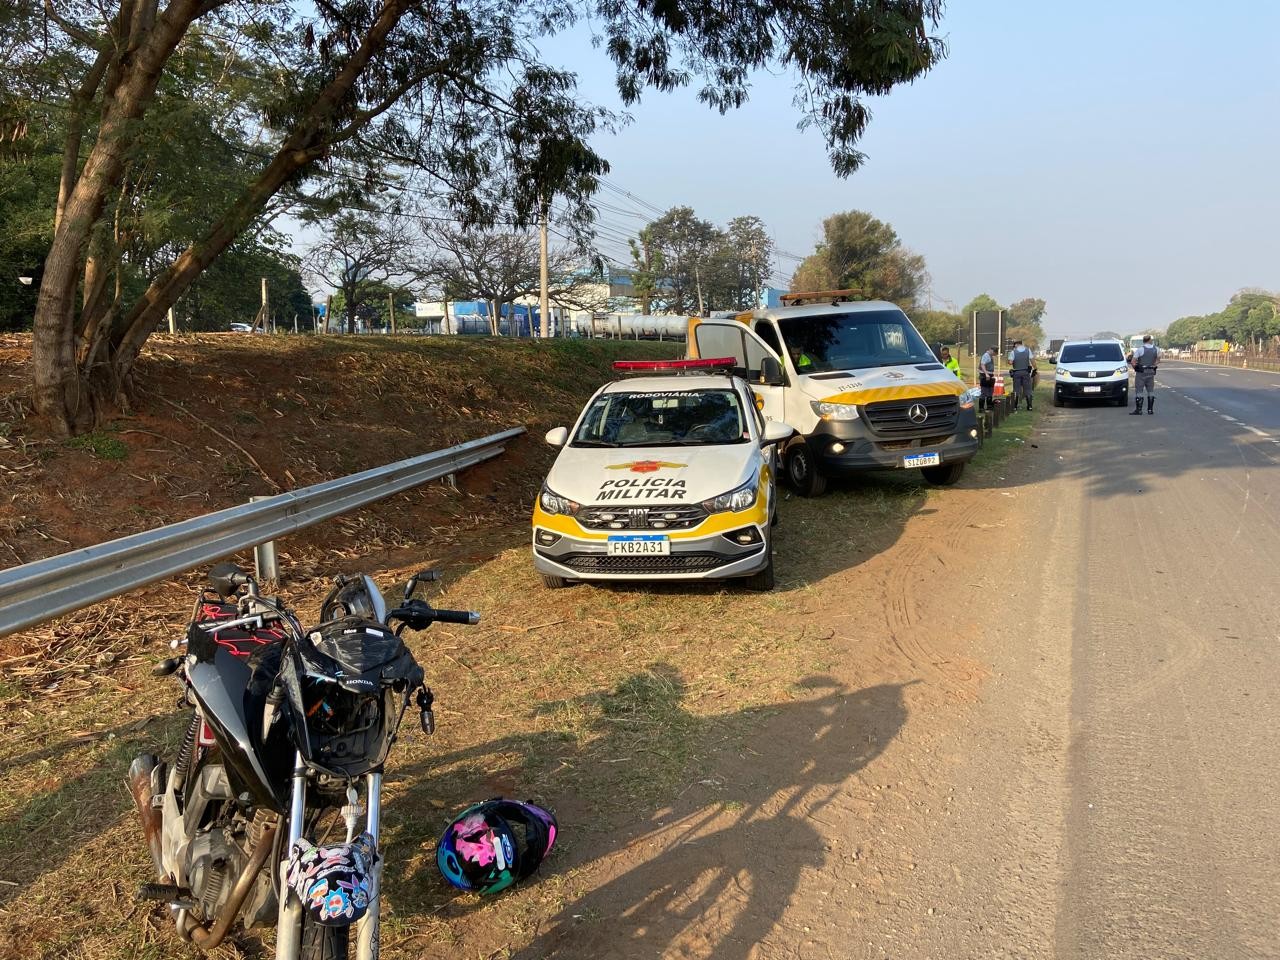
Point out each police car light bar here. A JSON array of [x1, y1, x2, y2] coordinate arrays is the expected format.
[[612, 357, 737, 372]]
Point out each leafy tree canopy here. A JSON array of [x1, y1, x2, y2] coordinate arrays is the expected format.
[[791, 210, 927, 310]]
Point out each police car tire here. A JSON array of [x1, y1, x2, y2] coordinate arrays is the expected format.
[[742, 555, 775, 591], [921, 462, 965, 486], [540, 573, 571, 589], [785, 444, 827, 498]]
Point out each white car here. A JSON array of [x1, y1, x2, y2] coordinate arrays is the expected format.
[[1053, 339, 1130, 407], [532, 359, 794, 590]]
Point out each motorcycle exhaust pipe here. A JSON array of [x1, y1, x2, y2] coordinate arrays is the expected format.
[[127, 755, 165, 878], [180, 824, 278, 950]]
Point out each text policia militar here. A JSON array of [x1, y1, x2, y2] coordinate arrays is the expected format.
[[596, 478, 688, 501]]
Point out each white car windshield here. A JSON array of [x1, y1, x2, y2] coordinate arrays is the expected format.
[[1060, 343, 1124, 363], [572, 389, 748, 447]]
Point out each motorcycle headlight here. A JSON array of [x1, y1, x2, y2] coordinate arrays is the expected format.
[[810, 400, 859, 421], [538, 485, 580, 516], [701, 477, 759, 514], [1114, 366, 1129, 376]]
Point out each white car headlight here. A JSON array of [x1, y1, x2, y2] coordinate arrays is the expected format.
[[701, 477, 759, 514], [811, 400, 859, 421], [1056, 367, 1069, 377], [538, 485, 580, 516], [1114, 366, 1129, 376]]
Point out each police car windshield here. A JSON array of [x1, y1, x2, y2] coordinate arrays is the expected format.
[[573, 389, 748, 447], [1060, 343, 1124, 363], [775, 310, 934, 373]]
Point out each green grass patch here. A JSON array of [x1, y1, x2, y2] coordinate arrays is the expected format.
[[64, 429, 127, 460]]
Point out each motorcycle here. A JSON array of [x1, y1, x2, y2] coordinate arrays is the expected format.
[[127, 561, 479, 959]]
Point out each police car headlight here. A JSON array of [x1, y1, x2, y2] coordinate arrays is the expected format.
[[811, 400, 859, 421], [1114, 366, 1128, 376], [702, 477, 759, 514], [538, 485, 580, 516]]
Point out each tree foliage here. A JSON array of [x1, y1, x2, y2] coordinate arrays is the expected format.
[[1164, 290, 1280, 348], [11, 0, 946, 433], [790, 211, 927, 310]]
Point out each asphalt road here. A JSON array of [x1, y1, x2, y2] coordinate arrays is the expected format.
[[1031, 366, 1280, 958]]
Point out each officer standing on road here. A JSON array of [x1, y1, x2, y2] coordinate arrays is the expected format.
[[1129, 335, 1161, 415], [1007, 339, 1035, 411], [979, 344, 997, 410]]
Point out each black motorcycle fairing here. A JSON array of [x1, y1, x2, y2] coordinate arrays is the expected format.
[[187, 649, 289, 811]]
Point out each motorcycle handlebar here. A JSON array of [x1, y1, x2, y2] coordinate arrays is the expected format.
[[432, 608, 481, 626]]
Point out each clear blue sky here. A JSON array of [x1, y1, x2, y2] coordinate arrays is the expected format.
[[536, 0, 1280, 338]]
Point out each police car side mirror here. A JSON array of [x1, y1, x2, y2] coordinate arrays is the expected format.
[[544, 427, 569, 448], [760, 421, 794, 446], [759, 356, 785, 386]]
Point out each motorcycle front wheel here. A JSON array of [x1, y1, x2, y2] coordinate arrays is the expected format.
[[301, 918, 349, 960]]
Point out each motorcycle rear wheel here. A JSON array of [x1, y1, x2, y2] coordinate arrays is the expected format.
[[301, 920, 349, 960]]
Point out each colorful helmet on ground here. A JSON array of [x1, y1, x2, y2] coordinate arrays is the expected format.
[[285, 832, 376, 926], [436, 798, 558, 894]]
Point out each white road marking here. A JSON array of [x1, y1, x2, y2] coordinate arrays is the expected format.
[[1246, 426, 1271, 438], [1222, 416, 1238, 422]]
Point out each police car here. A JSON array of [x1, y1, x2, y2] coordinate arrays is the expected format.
[[1052, 338, 1130, 407], [532, 358, 794, 590]]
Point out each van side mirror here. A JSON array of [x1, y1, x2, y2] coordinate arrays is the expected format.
[[544, 427, 569, 447], [759, 356, 785, 386]]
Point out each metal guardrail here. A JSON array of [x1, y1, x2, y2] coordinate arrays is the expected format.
[[0, 427, 525, 639]]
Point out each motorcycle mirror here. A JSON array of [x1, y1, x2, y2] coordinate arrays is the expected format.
[[404, 569, 440, 600], [208, 561, 248, 597]]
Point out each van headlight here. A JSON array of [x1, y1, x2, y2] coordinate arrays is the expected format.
[[702, 477, 759, 514], [1056, 367, 1069, 377], [1114, 366, 1129, 376], [538, 485, 580, 516], [811, 400, 859, 421]]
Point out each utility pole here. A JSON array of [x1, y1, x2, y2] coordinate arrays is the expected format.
[[167, 305, 176, 335], [259, 277, 269, 333], [387, 291, 397, 335], [539, 198, 551, 338], [324, 295, 333, 335]]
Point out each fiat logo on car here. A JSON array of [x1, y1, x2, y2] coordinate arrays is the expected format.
[[907, 403, 929, 424]]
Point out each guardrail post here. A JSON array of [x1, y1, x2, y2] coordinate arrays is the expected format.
[[251, 496, 280, 582]]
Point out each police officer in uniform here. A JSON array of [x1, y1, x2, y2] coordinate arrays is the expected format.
[[1007, 339, 1035, 411], [1129, 335, 1160, 415], [979, 344, 997, 410]]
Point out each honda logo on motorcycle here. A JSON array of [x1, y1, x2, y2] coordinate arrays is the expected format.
[[907, 403, 929, 424]]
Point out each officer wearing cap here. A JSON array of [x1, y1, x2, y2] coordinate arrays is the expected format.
[[1007, 339, 1035, 411], [1129, 335, 1160, 415]]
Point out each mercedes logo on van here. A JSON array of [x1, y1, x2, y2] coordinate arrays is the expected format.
[[907, 403, 929, 424]]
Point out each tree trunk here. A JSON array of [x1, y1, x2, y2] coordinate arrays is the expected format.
[[33, 0, 414, 432]]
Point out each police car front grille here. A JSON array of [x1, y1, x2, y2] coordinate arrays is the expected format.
[[861, 396, 960, 439], [558, 553, 730, 574], [577, 504, 708, 531]]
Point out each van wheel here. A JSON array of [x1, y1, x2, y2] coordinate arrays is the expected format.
[[1114, 391, 1128, 407], [540, 574, 570, 589], [785, 444, 827, 497], [1053, 393, 1064, 407], [742, 555, 775, 591], [921, 462, 965, 486]]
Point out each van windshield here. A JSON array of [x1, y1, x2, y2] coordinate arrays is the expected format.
[[1060, 343, 1124, 363], [775, 310, 935, 373]]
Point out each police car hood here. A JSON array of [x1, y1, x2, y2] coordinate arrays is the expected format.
[[548, 443, 757, 507], [800, 364, 965, 405]]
